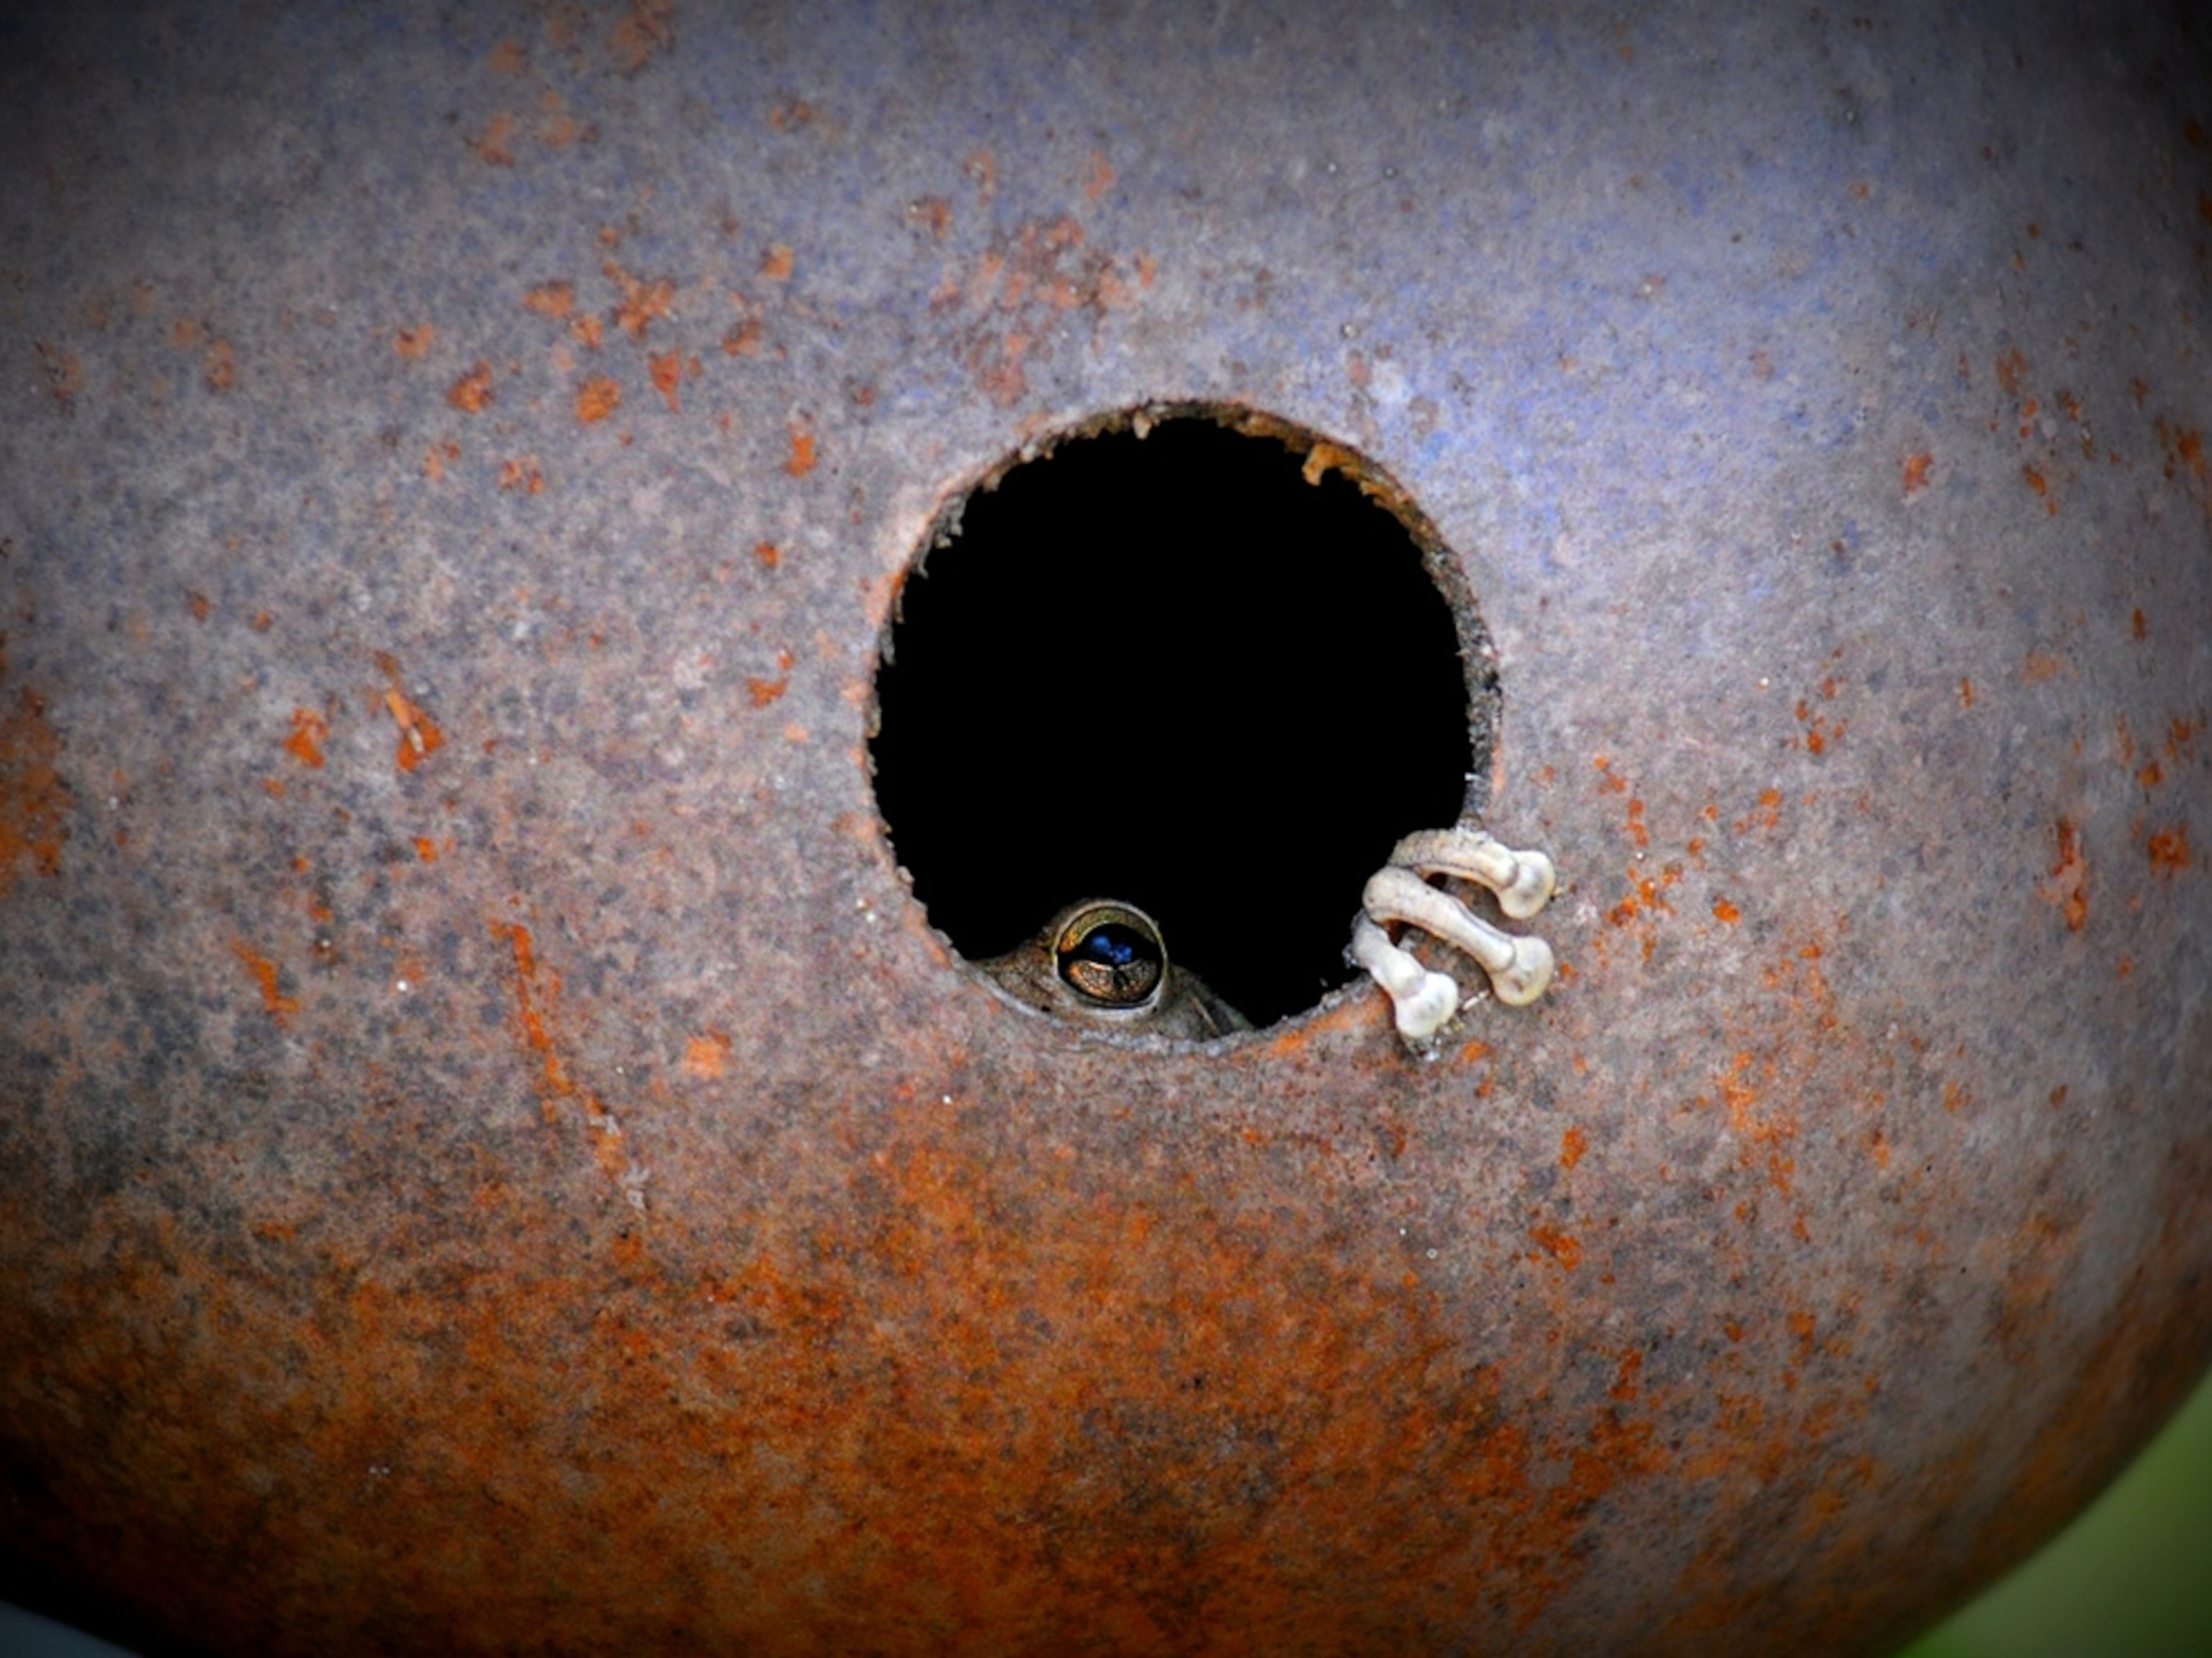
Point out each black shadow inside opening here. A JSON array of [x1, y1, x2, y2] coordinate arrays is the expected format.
[[870, 417, 1480, 1030]]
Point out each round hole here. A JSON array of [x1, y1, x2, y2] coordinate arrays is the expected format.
[[869, 408, 1491, 1032]]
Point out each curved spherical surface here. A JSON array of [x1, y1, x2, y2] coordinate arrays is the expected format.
[[0, 4, 2207, 1654]]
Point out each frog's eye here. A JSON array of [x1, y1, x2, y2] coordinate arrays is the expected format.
[[1055, 902, 1166, 1008]]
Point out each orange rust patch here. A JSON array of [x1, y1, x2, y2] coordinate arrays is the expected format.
[[2147, 826, 2191, 876], [282, 708, 328, 769], [469, 112, 518, 166], [230, 940, 299, 1026], [974, 331, 1030, 405], [2020, 650, 2067, 684], [747, 677, 789, 707], [682, 1031, 732, 1079], [1528, 1223, 1582, 1271], [609, 0, 675, 74], [1560, 1127, 1588, 1170], [932, 213, 1148, 403], [0, 1071, 1712, 1649], [1712, 898, 1741, 926], [604, 261, 675, 338], [413, 837, 440, 864], [1608, 1350, 1644, 1404], [495, 920, 645, 1198], [649, 350, 684, 413], [1732, 788, 1784, 835], [489, 37, 526, 73], [1990, 1207, 2087, 1368], [1959, 678, 1974, 708], [2132, 608, 2147, 640], [374, 660, 446, 774], [1599, 858, 1681, 969], [576, 375, 621, 424], [1994, 347, 2026, 395], [1082, 148, 1115, 200], [447, 362, 495, 413], [2137, 760, 2164, 792], [1793, 695, 1845, 756], [535, 106, 582, 149], [753, 541, 781, 570], [423, 439, 459, 482], [768, 97, 816, 131], [1707, 1049, 1800, 1198], [908, 194, 952, 238], [2041, 820, 2087, 931], [1901, 452, 1931, 498], [523, 280, 575, 319], [496, 922, 569, 1113], [394, 324, 436, 359], [0, 683, 72, 893], [784, 424, 817, 476], [498, 456, 546, 494], [760, 243, 794, 282]]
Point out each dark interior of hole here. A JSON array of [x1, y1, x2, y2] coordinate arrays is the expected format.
[[870, 418, 1478, 1029]]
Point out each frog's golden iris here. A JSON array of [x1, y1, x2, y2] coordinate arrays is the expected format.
[[979, 899, 1250, 1040]]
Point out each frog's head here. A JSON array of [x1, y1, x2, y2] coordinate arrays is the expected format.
[[977, 899, 1249, 1040]]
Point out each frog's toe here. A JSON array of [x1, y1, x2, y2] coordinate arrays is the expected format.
[[1386, 827, 1555, 920], [1349, 915, 1460, 1041]]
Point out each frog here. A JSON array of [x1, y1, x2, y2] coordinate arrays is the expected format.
[[978, 898, 1251, 1041], [979, 823, 1557, 1049]]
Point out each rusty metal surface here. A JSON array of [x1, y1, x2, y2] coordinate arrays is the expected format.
[[1, 2, 2208, 1653]]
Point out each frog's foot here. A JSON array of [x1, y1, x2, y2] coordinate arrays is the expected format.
[[1352, 828, 1557, 1044]]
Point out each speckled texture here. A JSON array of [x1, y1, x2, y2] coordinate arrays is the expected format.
[[1, 2, 2208, 1654]]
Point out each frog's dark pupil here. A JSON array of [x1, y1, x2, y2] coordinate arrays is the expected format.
[[1076, 925, 1145, 969]]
